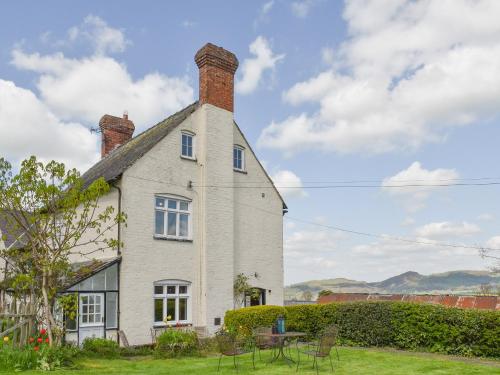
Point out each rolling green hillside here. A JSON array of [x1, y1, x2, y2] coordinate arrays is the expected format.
[[285, 270, 500, 300]]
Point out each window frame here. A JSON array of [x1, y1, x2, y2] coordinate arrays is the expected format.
[[154, 196, 192, 240], [180, 131, 196, 160], [153, 280, 191, 326], [233, 145, 245, 172], [79, 293, 104, 327]]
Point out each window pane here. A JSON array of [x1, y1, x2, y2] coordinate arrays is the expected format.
[[89, 295, 94, 305], [93, 271, 105, 290], [105, 264, 118, 290], [81, 296, 88, 304], [154, 299, 163, 322], [156, 197, 165, 208], [187, 136, 192, 147], [179, 285, 187, 294], [81, 278, 92, 290], [106, 292, 117, 328], [66, 314, 77, 330], [82, 315, 88, 323], [89, 315, 94, 324], [179, 298, 187, 321], [154, 285, 163, 295], [95, 313, 101, 323], [167, 212, 177, 235], [233, 148, 238, 168], [179, 214, 189, 237], [179, 201, 189, 211], [83, 305, 88, 314], [167, 299, 176, 321], [168, 200, 177, 209], [167, 285, 176, 294], [182, 144, 189, 156], [155, 210, 165, 235]]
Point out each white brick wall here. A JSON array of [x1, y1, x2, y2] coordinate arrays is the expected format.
[[71, 103, 284, 345]]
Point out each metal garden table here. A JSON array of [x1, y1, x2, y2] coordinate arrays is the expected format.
[[255, 331, 306, 365]]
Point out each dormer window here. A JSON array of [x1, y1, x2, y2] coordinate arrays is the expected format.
[[233, 145, 245, 171], [181, 132, 195, 159]]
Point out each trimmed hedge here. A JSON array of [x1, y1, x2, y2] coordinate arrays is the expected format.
[[224, 302, 500, 358]]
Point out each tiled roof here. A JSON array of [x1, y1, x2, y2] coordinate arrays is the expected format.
[[81, 102, 199, 187], [317, 293, 499, 310], [0, 210, 29, 249]]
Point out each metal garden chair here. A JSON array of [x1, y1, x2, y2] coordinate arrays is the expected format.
[[296, 325, 339, 374], [252, 326, 278, 361], [216, 332, 255, 372]]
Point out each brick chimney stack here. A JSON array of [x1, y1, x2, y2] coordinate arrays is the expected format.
[[99, 112, 135, 158], [195, 43, 239, 112]]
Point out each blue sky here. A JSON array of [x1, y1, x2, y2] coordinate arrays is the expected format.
[[1, 0, 499, 284]]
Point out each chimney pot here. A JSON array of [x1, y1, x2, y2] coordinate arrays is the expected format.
[[99, 113, 135, 158], [195, 43, 239, 112]]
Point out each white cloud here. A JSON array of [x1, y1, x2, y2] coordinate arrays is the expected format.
[[236, 36, 285, 95], [286, 228, 343, 256], [262, 0, 275, 14], [182, 20, 196, 28], [477, 213, 494, 221], [382, 162, 459, 212], [69, 15, 130, 55], [11, 49, 193, 132], [271, 169, 307, 198], [415, 221, 480, 239], [259, 0, 500, 155], [401, 217, 415, 226], [1, 15, 194, 172], [486, 236, 500, 249], [321, 47, 335, 65], [0, 79, 98, 171], [291, 0, 316, 18]]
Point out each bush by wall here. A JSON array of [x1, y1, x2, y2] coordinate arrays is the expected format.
[[82, 337, 120, 358], [154, 329, 198, 358], [224, 302, 500, 358]]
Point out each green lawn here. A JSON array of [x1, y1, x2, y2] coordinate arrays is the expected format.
[[2, 347, 498, 374]]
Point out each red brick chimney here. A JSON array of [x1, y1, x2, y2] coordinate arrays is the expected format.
[[195, 43, 239, 112], [99, 112, 135, 158]]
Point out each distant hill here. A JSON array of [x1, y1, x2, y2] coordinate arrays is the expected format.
[[285, 270, 500, 300]]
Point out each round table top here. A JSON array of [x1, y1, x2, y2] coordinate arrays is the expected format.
[[255, 331, 306, 338]]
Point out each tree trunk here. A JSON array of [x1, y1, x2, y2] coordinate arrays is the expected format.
[[41, 270, 54, 347]]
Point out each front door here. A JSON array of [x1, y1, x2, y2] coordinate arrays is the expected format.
[[78, 293, 104, 345]]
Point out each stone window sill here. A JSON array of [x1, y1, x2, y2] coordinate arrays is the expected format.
[[234, 169, 247, 174], [153, 236, 193, 243], [180, 155, 197, 162]]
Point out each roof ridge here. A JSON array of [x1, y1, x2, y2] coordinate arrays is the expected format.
[[81, 101, 198, 187]]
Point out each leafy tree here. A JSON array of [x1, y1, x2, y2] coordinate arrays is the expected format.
[[301, 290, 313, 301], [233, 273, 260, 309], [318, 289, 334, 297], [0, 156, 125, 345]]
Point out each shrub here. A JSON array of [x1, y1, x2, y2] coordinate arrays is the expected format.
[[224, 301, 500, 358], [82, 337, 120, 358], [224, 305, 286, 336], [154, 329, 198, 358], [0, 343, 79, 371]]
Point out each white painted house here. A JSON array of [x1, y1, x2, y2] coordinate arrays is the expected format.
[[61, 43, 286, 346]]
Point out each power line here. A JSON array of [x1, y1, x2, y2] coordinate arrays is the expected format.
[[191, 181, 500, 189], [284, 216, 500, 252], [125, 174, 500, 252]]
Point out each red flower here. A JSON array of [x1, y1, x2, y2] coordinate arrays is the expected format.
[[45, 338, 50, 343], [29, 337, 34, 343], [34, 346, 39, 351], [40, 329, 46, 335], [37, 337, 43, 343]]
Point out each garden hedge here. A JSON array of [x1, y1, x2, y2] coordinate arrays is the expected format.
[[224, 301, 500, 358]]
